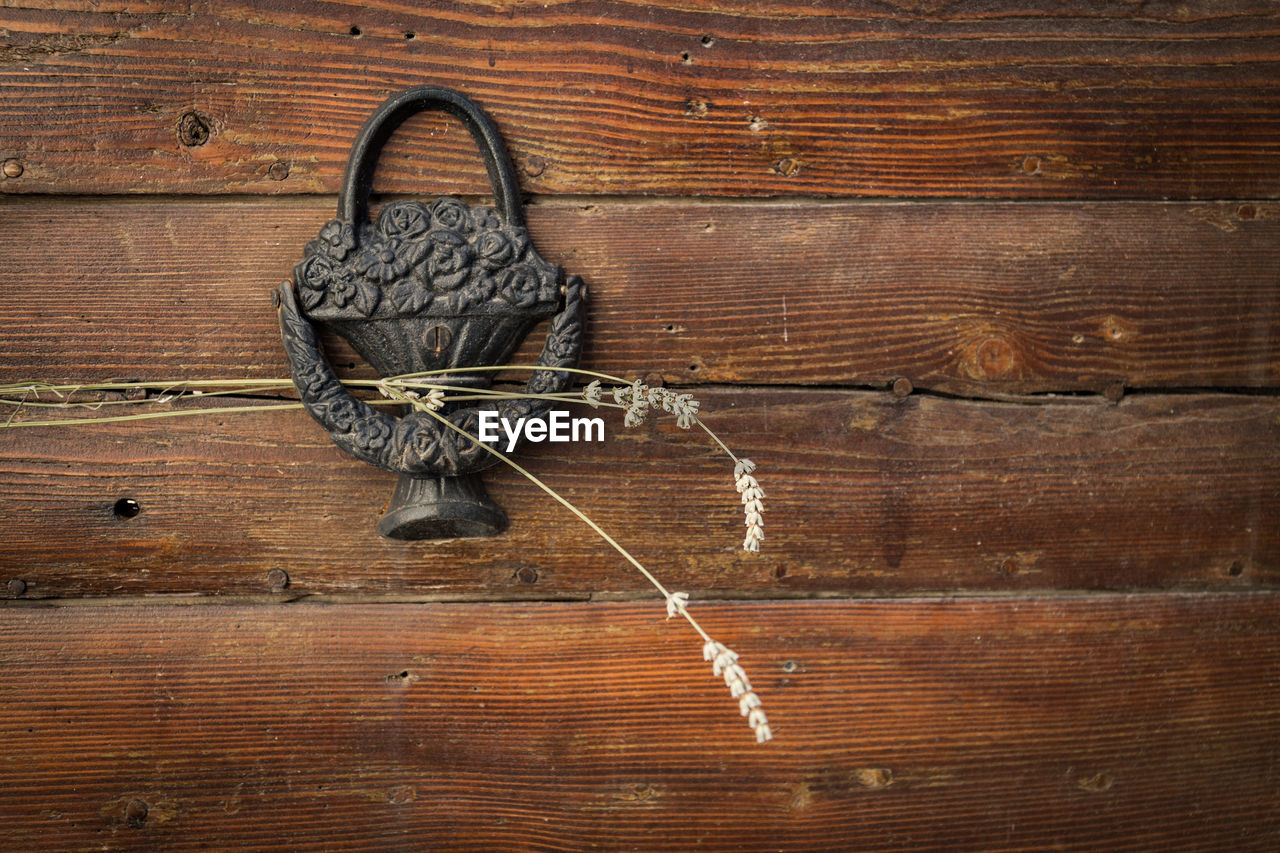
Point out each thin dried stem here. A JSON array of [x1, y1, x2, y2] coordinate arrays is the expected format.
[[391, 386, 769, 742]]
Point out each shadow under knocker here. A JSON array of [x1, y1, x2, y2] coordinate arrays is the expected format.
[[277, 85, 585, 540]]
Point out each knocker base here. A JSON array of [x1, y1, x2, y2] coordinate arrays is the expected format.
[[377, 472, 506, 540]]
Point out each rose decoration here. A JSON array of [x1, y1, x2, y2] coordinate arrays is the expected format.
[[422, 229, 473, 291], [476, 230, 516, 271], [430, 198, 473, 234], [496, 263, 540, 308], [378, 201, 431, 240], [297, 255, 335, 311]]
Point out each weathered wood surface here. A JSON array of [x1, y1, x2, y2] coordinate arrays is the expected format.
[[2, 198, 1277, 395], [1, 595, 1276, 851], [1, 390, 1275, 598], [2, 2, 1279, 199]]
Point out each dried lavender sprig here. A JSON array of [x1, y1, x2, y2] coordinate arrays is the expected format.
[[735, 458, 766, 553], [586, 378, 763, 554], [704, 640, 772, 743], [388, 385, 772, 744]]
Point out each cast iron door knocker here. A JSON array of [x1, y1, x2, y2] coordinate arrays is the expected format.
[[277, 86, 585, 540]]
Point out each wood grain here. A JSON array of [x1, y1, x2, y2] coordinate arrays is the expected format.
[[1, 198, 1277, 394], [1, 389, 1275, 598], [1, 3, 1279, 198], [0, 595, 1276, 851]]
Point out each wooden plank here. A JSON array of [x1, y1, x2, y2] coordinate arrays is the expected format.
[[1, 3, 1279, 198], [0, 595, 1276, 851], [1, 389, 1275, 598], [1, 198, 1277, 394]]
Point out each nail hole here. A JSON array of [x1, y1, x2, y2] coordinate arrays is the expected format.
[[688, 363, 700, 373], [774, 565, 787, 579], [349, 25, 362, 36], [386, 669, 420, 686], [680, 51, 692, 64], [403, 31, 415, 40], [124, 799, 148, 828], [782, 660, 797, 673], [1227, 560, 1244, 577], [113, 498, 141, 519], [701, 35, 715, 47]]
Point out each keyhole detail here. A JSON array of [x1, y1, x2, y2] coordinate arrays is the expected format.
[[425, 325, 452, 356]]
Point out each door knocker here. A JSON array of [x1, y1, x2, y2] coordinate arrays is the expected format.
[[277, 86, 585, 540]]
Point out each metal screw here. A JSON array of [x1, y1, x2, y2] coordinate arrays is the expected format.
[[516, 567, 539, 584], [523, 155, 546, 178], [268, 160, 290, 181], [424, 325, 452, 356], [891, 377, 913, 398], [7, 578, 26, 596], [2, 158, 24, 178], [267, 568, 290, 591]]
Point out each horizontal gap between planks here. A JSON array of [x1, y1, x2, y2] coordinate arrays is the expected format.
[[2, 588, 1276, 609], [9, 380, 1280, 413], [6, 192, 1280, 206]]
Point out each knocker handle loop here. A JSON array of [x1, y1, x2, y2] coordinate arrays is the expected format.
[[338, 86, 524, 233]]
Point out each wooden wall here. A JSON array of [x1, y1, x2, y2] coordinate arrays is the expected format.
[[1, 3, 1277, 850]]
